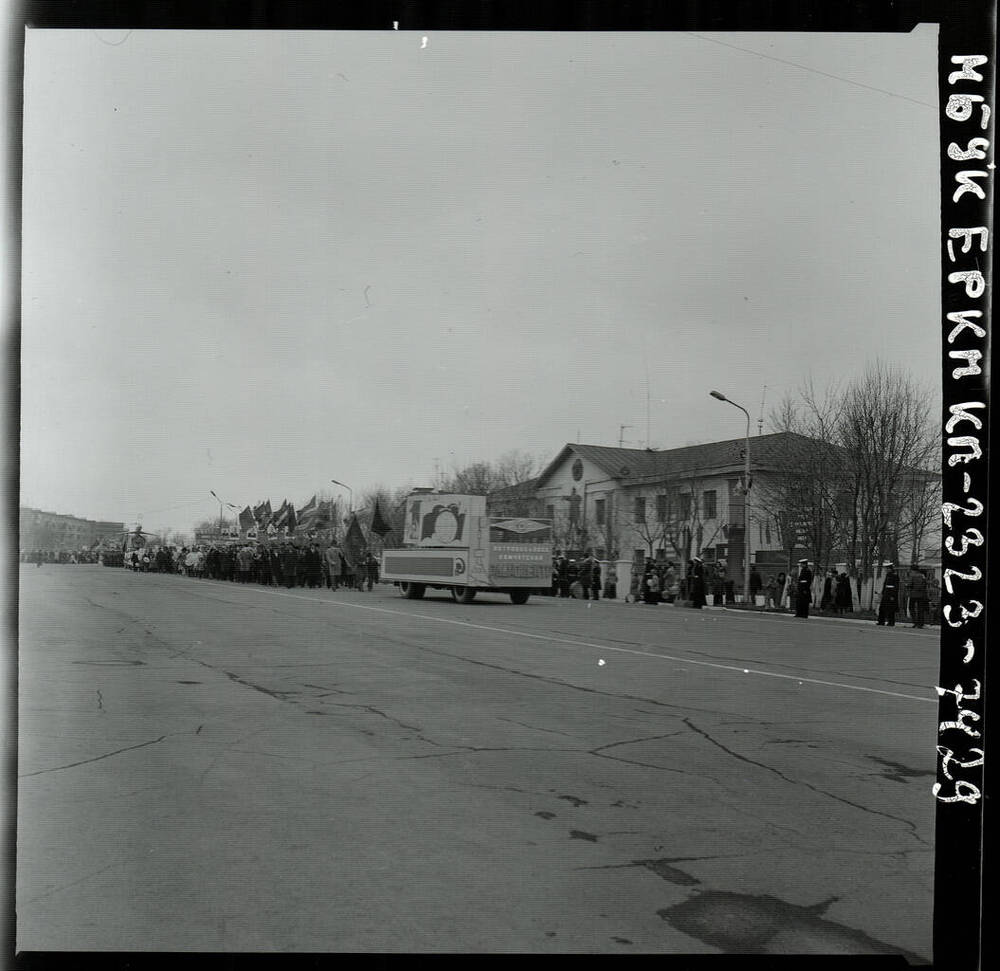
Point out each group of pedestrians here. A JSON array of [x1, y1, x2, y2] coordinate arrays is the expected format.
[[551, 553, 609, 599], [874, 563, 932, 628], [122, 543, 381, 592]]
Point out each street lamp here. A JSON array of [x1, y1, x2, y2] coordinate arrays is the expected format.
[[709, 390, 752, 605], [209, 491, 238, 536], [330, 479, 353, 519]]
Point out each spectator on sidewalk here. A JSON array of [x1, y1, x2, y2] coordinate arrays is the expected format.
[[876, 563, 900, 627], [906, 566, 928, 628]]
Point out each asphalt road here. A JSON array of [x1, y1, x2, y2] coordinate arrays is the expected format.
[[16, 565, 938, 957]]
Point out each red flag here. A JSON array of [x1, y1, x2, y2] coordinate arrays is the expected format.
[[370, 500, 392, 538], [238, 506, 255, 532], [342, 514, 366, 570]]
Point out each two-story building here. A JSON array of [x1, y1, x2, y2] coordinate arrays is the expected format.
[[488, 432, 940, 600]]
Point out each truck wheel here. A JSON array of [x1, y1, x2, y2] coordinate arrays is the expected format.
[[400, 582, 425, 599], [452, 585, 476, 604], [509, 589, 530, 605]]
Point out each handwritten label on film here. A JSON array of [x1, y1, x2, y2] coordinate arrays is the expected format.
[[936, 54, 991, 807]]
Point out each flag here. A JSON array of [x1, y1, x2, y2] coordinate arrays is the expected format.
[[314, 498, 335, 527], [273, 500, 290, 530], [297, 495, 319, 532], [370, 500, 393, 538], [238, 506, 255, 533], [342, 514, 366, 570]]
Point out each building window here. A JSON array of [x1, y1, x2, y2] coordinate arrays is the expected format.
[[703, 490, 717, 520], [595, 498, 606, 526], [655, 494, 667, 523], [679, 493, 691, 520], [634, 497, 646, 523]]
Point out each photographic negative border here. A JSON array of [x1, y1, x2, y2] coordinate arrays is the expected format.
[[4, 1, 993, 968]]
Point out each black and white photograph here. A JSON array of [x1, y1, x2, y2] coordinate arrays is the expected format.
[[7, 3, 992, 963]]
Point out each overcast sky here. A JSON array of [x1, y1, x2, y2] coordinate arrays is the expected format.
[[20, 27, 940, 533]]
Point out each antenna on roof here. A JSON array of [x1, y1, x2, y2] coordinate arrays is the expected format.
[[644, 362, 651, 448], [619, 424, 632, 448], [757, 385, 768, 436]]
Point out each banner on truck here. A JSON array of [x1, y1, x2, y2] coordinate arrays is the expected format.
[[403, 493, 487, 548]]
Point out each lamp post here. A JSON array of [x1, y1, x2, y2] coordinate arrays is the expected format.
[[330, 479, 353, 520], [710, 390, 752, 604], [209, 491, 238, 537]]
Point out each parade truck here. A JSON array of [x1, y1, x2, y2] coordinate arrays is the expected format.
[[380, 492, 552, 604]]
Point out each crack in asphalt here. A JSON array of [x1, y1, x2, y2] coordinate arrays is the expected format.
[[496, 716, 585, 740], [591, 731, 687, 754], [20, 733, 176, 778], [682, 718, 931, 845], [321, 702, 422, 733], [20, 862, 123, 906]]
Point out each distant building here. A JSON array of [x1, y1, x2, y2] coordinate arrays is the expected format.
[[19, 507, 124, 552]]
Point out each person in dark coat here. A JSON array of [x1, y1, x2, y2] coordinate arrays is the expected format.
[[689, 557, 706, 608], [365, 553, 379, 591], [711, 561, 726, 606], [834, 572, 853, 614], [907, 567, 928, 628], [589, 557, 601, 600], [775, 571, 787, 609], [256, 546, 272, 586], [794, 558, 813, 618], [279, 545, 298, 589], [820, 570, 835, 610], [604, 563, 618, 600], [304, 544, 323, 588], [749, 567, 762, 606], [555, 555, 570, 597], [876, 564, 900, 626], [578, 554, 594, 599]]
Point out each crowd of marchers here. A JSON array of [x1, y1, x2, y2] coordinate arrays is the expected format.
[[109, 543, 382, 591]]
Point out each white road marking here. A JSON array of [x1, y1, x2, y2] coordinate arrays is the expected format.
[[176, 580, 937, 705]]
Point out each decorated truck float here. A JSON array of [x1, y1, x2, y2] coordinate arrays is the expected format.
[[380, 492, 552, 604]]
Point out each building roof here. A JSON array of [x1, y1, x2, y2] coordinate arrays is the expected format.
[[535, 432, 838, 487], [487, 477, 541, 499]]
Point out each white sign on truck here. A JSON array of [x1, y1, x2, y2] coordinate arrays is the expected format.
[[382, 493, 551, 605], [402, 493, 486, 548]]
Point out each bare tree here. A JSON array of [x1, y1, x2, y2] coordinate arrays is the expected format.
[[761, 365, 938, 606], [493, 449, 542, 488], [761, 383, 849, 574], [837, 362, 938, 603], [441, 461, 503, 495]]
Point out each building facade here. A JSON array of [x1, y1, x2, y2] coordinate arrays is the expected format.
[[490, 433, 940, 596], [19, 507, 124, 552]]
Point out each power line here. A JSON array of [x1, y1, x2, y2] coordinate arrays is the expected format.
[[684, 32, 936, 110]]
